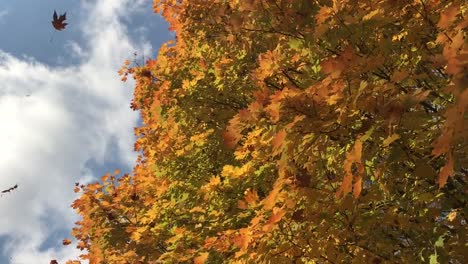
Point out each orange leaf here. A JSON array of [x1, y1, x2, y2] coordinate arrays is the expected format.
[[263, 207, 286, 232], [437, 4, 460, 29], [337, 138, 363, 198], [77, 241, 86, 250], [391, 70, 409, 82], [62, 238, 72, 246], [237, 200, 247, 209], [272, 130, 287, 155], [194, 252, 209, 264], [438, 153, 454, 188], [232, 229, 251, 250], [353, 175, 362, 198], [244, 189, 259, 206], [263, 178, 285, 210]]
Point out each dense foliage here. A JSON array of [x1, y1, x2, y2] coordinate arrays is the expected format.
[[68, 0, 467, 263]]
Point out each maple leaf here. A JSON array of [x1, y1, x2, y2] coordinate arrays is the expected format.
[[52, 10, 68, 31]]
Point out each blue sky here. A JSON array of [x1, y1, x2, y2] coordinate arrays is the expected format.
[[0, 0, 171, 263]]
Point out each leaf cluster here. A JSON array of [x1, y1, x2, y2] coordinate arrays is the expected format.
[[68, 0, 467, 263]]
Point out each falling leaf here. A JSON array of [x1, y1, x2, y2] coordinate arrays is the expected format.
[[52, 10, 68, 31], [1, 184, 18, 193], [63, 239, 72, 246]]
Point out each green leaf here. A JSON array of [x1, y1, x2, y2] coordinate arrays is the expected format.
[[435, 234, 445, 248], [288, 39, 303, 50]]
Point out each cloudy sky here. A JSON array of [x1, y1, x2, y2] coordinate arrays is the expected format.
[[0, 0, 171, 263]]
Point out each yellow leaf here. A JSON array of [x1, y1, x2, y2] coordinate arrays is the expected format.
[[363, 9, 381, 21], [190, 206, 206, 213], [447, 210, 457, 222], [209, 176, 221, 186], [383, 134, 400, 147]]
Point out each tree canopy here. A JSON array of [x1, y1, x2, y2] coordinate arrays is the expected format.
[[67, 0, 466, 263]]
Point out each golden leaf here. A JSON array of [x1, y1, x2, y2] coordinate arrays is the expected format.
[[447, 210, 457, 222]]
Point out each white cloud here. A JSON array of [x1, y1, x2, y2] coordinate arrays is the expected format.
[[0, 0, 154, 262]]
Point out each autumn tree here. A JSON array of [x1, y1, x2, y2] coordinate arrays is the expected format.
[[69, 0, 467, 263]]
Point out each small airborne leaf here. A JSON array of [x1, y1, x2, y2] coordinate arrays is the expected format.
[[63, 238, 72, 246], [52, 10, 68, 31]]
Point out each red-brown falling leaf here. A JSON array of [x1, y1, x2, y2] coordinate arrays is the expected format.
[[52, 10, 68, 31], [62, 238, 72, 246], [50, 260, 58, 264]]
